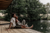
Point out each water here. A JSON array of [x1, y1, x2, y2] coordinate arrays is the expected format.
[[27, 20, 50, 33], [40, 20, 50, 33], [40, 20, 49, 33]]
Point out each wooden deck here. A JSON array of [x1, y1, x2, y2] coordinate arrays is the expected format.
[[0, 21, 42, 33]]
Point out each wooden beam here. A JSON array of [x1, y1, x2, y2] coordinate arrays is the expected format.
[[0, 0, 13, 10]]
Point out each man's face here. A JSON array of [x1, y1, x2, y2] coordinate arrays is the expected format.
[[14, 14, 16, 17]]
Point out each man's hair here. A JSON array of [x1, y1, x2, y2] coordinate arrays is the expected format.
[[11, 13, 16, 17], [11, 13, 14, 17]]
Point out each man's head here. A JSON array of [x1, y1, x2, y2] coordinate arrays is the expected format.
[[12, 13, 16, 17]]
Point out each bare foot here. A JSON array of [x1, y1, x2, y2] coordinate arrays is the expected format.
[[30, 25, 33, 28]]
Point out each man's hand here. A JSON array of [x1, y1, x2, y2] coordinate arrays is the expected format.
[[6, 28, 10, 31]]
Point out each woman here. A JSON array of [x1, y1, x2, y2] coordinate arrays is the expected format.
[[15, 15, 33, 29]]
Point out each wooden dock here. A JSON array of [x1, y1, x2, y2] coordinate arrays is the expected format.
[[0, 21, 42, 33]]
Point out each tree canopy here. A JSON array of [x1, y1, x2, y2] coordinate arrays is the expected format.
[[4, 0, 46, 21]]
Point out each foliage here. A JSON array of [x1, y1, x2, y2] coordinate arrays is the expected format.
[[0, 10, 6, 13], [4, 0, 46, 21], [0, 16, 4, 19]]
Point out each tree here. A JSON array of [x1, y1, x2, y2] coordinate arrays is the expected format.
[[45, 3, 50, 19], [26, 0, 46, 21], [4, 0, 27, 21]]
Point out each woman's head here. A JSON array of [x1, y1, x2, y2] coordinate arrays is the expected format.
[[12, 13, 16, 17]]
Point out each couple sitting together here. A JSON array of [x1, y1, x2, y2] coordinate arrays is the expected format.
[[7, 13, 33, 30]]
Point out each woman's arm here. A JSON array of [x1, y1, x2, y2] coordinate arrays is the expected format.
[[15, 16, 18, 23], [16, 16, 18, 19]]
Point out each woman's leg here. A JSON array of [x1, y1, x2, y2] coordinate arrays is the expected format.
[[21, 25, 33, 29]]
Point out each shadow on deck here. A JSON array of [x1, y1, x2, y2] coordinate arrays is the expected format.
[[0, 23, 10, 25]]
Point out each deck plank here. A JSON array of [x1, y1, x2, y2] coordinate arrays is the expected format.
[[24, 29, 41, 33], [16, 29, 29, 33], [0, 26, 1, 33], [8, 30, 15, 33], [1, 25, 8, 33], [0, 21, 10, 24], [4, 25, 16, 33], [13, 29, 22, 33], [0, 21, 2, 33]]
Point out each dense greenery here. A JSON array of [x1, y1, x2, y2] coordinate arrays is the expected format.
[[4, 0, 47, 32], [4, 0, 46, 21], [0, 10, 6, 13]]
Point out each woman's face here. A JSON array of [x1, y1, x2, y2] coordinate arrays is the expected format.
[[14, 14, 16, 17]]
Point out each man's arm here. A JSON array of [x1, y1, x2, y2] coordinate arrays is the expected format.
[[8, 22, 12, 29], [6, 22, 12, 30]]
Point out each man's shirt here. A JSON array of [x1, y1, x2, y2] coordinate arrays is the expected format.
[[10, 17, 16, 27]]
